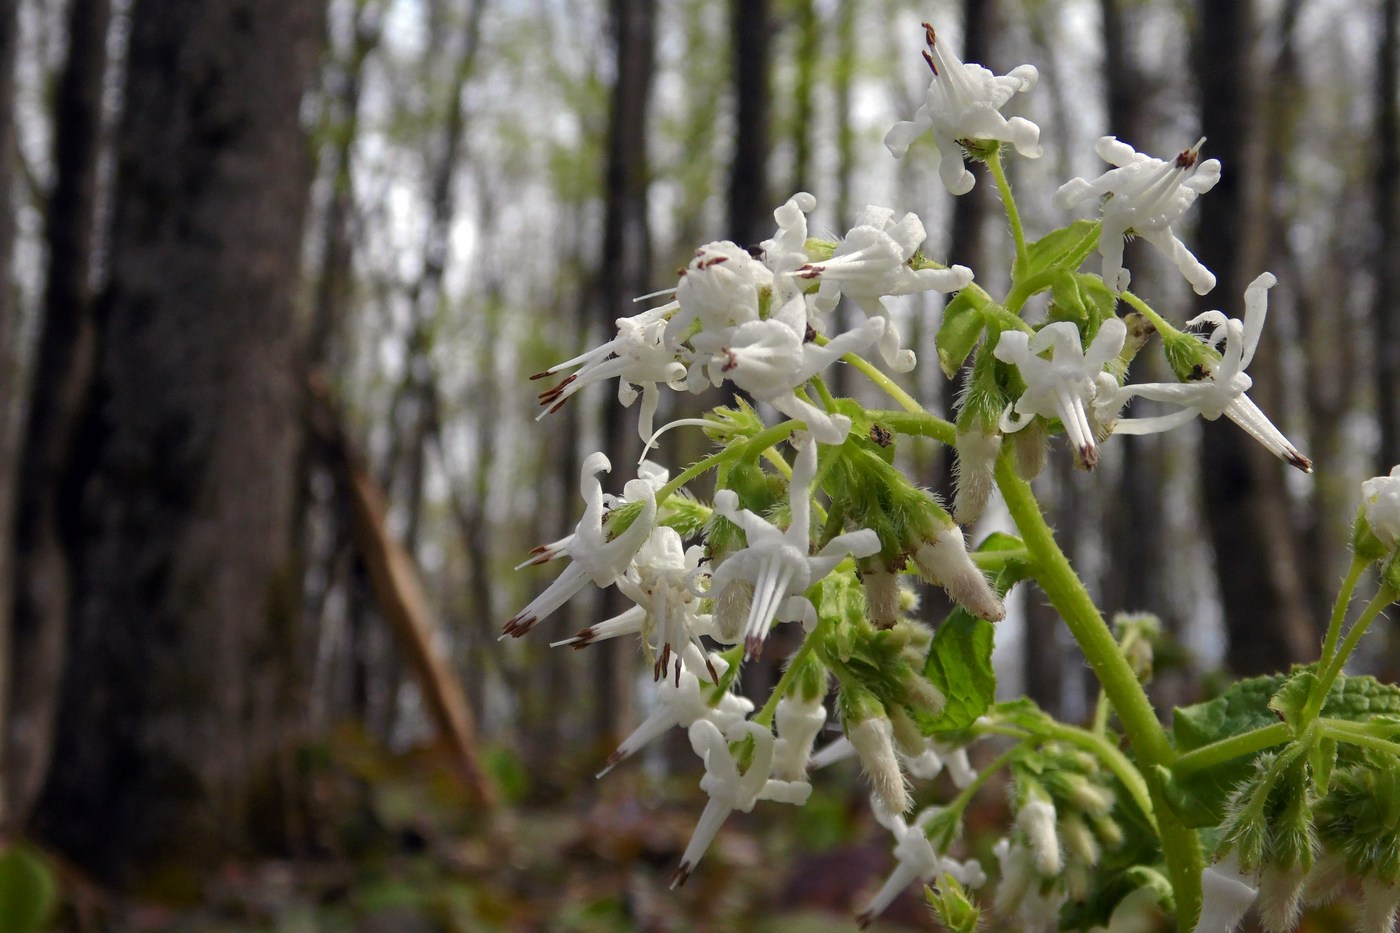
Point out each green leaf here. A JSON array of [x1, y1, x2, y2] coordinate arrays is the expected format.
[[936, 291, 987, 379], [918, 611, 995, 733], [917, 542, 1029, 733], [1013, 220, 1101, 295], [0, 845, 56, 933], [1048, 272, 1117, 331]]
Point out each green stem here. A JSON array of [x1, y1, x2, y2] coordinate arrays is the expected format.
[[866, 409, 957, 446], [995, 451, 1203, 926], [844, 351, 922, 413], [1319, 556, 1369, 671], [1317, 719, 1400, 758], [987, 152, 1028, 270], [1040, 721, 1157, 831], [1171, 722, 1293, 776], [653, 421, 800, 507], [1118, 290, 1177, 337], [753, 615, 826, 728], [1305, 584, 1398, 721], [926, 746, 1022, 849]]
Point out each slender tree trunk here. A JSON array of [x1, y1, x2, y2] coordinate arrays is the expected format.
[[789, 0, 818, 197], [0, 0, 20, 826], [1375, 0, 1400, 470], [1098, 0, 1167, 639], [29, 0, 325, 887], [5, 0, 111, 827], [590, 0, 657, 745], [1193, 0, 1312, 675], [728, 0, 771, 246]]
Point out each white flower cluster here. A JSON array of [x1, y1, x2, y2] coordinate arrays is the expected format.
[[533, 192, 972, 446]]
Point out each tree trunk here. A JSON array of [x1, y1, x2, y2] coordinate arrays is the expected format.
[[5, 0, 111, 827], [29, 0, 325, 888], [0, 0, 20, 826], [727, 0, 771, 246], [1193, 0, 1313, 676], [590, 0, 657, 745], [1375, 0, 1400, 471]]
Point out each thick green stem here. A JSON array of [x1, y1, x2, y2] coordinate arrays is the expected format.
[[653, 421, 800, 506], [1171, 722, 1293, 776], [1318, 719, 1400, 758], [995, 452, 1203, 926], [865, 409, 957, 446]]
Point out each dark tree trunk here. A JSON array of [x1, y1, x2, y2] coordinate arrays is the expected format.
[[590, 0, 657, 745], [29, 0, 325, 888], [727, 0, 771, 246], [1193, 0, 1313, 676], [0, 0, 19, 824], [1098, 0, 1167, 641], [5, 0, 112, 827], [1375, 0, 1400, 471]]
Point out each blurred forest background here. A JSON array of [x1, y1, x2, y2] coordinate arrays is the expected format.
[[0, 0, 1395, 929]]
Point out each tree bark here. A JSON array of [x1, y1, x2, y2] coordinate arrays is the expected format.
[[1193, 0, 1313, 676], [5, 0, 112, 827], [1375, 0, 1400, 471], [0, 0, 20, 826], [29, 0, 325, 887], [727, 0, 771, 246]]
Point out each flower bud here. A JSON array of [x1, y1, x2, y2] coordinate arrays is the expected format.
[[848, 714, 910, 815], [913, 527, 1005, 622], [862, 566, 902, 630], [1360, 876, 1400, 933], [712, 578, 754, 644], [888, 706, 926, 759], [1016, 798, 1062, 876], [953, 426, 1002, 525]]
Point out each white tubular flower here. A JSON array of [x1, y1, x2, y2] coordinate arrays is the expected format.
[[1054, 136, 1221, 295], [708, 435, 881, 658], [533, 310, 690, 442], [886, 22, 1042, 195], [1114, 274, 1312, 473], [856, 805, 987, 929], [940, 745, 978, 789], [773, 695, 829, 781], [666, 241, 773, 346], [760, 192, 819, 324], [598, 663, 750, 777], [504, 453, 656, 637], [808, 206, 974, 372], [1017, 798, 1062, 876], [994, 318, 1127, 469], [1193, 853, 1259, 933], [693, 316, 886, 444], [672, 719, 811, 888], [1362, 466, 1400, 549]]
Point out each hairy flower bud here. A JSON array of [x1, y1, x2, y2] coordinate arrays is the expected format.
[[1017, 798, 1062, 876], [849, 715, 910, 815], [953, 427, 1002, 525], [913, 527, 1005, 622]]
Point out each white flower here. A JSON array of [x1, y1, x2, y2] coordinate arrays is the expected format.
[[671, 719, 811, 887], [994, 836, 1068, 926], [1362, 466, 1400, 549], [994, 318, 1128, 469], [551, 525, 717, 684], [1111, 274, 1312, 472], [807, 206, 974, 372], [666, 240, 772, 346], [856, 805, 987, 929], [503, 453, 656, 637], [692, 317, 886, 444], [598, 661, 750, 777], [534, 310, 690, 442], [1054, 136, 1221, 295], [708, 434, 881, 658], [849, 715, 910, 815], [885, 22, 1042, 195], [1193, 853, 1259, 933], [760, 192, 820, 326], [773, 695, 829, 780]]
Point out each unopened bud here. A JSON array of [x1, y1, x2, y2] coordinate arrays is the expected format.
[[1059, 813, 1100, 866], [1256, 864, 1305, 933], [862, 566, 902, 629], [1017, 799, 1062, 876], [953, 427, 1002, 525], [913, 527, 1005, 621], [1302, 849, 1348, 907], [888, 706, 925, 758], [1360, 876, 1400, 933], [849, 715, 910, 815], [1013, 420, 1047, 480], [713, 578, 754, 643]]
